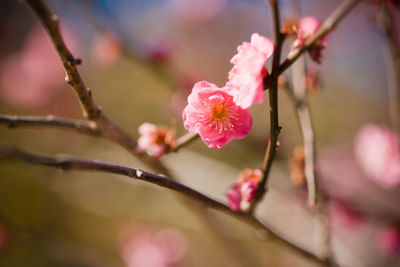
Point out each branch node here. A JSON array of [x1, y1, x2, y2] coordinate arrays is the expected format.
[[67, 54, 82, 66]]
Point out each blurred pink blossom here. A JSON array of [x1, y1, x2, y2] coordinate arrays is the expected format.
[[0, 24, 79, 109], [137, 123, 176, 158], [168, 0, 227, 24], [120, 226, 187, 267], [145, 40, 174, 64], [226, 168, 262, 211], [182, 81, 253, 148], [91, 32, 122, 67], [354, 124, 400, 188], [378, 226, 400, 255], [292, 16, 326, 63], [227, 33, 274, 109], [328, 200, 363, 229]]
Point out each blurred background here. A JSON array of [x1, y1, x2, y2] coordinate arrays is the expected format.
[[0, 0, 399, 266]]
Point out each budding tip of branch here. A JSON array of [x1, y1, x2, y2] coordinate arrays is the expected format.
[[51, 15, 59, 23], [67, 55, 82, 66]]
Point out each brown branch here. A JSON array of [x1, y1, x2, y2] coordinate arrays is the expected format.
[[0, 146, 329, 266], [0, 114, 99, 135], [380, 5, 400, 134], [251, 0, 284, 211], [25, 0, 100, 119], [279, 0, 363, 75], [291, 57, 317, 207]]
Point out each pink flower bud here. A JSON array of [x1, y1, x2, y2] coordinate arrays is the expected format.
[[226, 185, 242, 211], [292, 16, 326, 63], [378, 226, 400, 256], [137, 123, 176, 158], [226, 168, 262, 211]]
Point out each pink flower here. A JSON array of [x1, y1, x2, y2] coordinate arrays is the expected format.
[[354, 124, 400, 188], [378, 226, 400, 256], [182, 81, 253, 148], [227, 33, 274, 109], [137, 123, 176, 158], [91, 33, 122, 67], [226, 168, 262, 211], [292, 16, 326, 63]]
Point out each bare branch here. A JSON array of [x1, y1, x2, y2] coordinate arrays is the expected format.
[[25, 0, 100, 119], [379, 5, 400, 134], [0, 114, 99, 135], [251, 0, 284, 211], [279, 0, 363, 75], [0, 146, 329, 266], [291, 57, 317, 207]]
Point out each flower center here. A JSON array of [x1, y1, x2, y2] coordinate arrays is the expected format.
[[210, 103, 229, 121]]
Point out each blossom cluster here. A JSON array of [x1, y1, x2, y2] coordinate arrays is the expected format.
[[182, 33, 274, 148], [226, 168, 262, 211]]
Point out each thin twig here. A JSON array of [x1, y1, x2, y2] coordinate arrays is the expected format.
[[0, 114, 99, 135], [279, 0, 363, 75], [0, 146, 329, 266], [174, 132, 199, 152], [291, 57, 317, 207], [289, 58, 331, 259], [250, 0, 284, 211], [380, 5, 400, 134]]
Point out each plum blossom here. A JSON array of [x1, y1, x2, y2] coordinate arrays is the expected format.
[[378, 226, 400, 255], [227, 33, 274, 109], [292, 16, 326, 63], [120, 226, 187, 267], [182, 81, 253, 148], [226, 168, 262, 211], [137, 123, 176, 158], [354, 124, 400, 188]]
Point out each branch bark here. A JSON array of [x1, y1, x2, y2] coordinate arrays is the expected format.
[[251, 0, 283, 211], [0, 114, 99, 135]]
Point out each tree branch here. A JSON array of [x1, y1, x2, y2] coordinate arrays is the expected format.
[[279, 0, 363, 75], [0, 114, 99, 135], [380, 5, 400, 134], [291, 57, 317, 207], [25, 0, 100, 119], [251, 0, 284, 211], [0, 146, 328, 266]]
